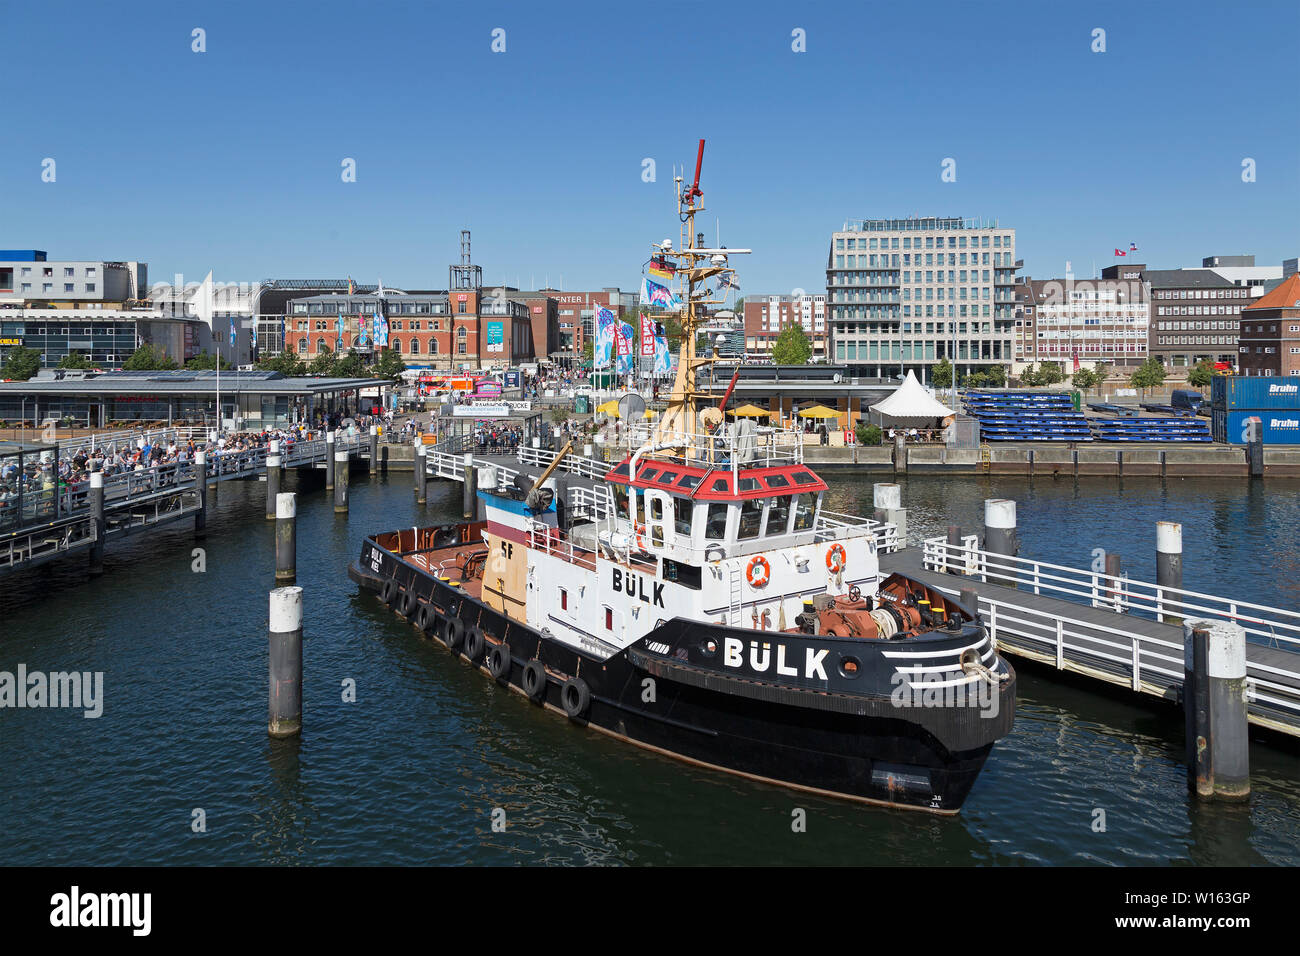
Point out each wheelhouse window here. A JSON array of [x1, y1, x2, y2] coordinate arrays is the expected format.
[[764, 495, 791, 535], [792, 491, 817, 531], [560, 589, 568, 610], [673, 495, 692, 536], [737, 497, 764, 539], [704, 502, 729, 540]]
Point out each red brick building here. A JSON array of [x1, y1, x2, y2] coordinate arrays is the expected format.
[[742, 294, 829, 362], [1238, 273, 1300, 377]]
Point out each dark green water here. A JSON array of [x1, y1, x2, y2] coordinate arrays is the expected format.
[[1, 469, 1297, 865]]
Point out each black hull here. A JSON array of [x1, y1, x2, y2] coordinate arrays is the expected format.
[[351, 542, 1015, 814]]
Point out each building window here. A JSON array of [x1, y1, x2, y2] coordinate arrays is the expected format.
[[391, 338, 402, 353], [458, 302, 467, 314], [409, 339, 419, 354], [456, 327, 467, 354], [297, 339, 307, 353]]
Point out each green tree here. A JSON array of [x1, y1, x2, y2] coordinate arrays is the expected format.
[[581, 339, 594, 366], [1130, 356, 1167, 390], [256, 351, 306, 376], [1187, 360, 1215, 388], [770, 324, 812, 366], [307, 348, 334, 376], [123, 344, 178, 371], [984, 365, 1008, 387], [57, 351, 92, 370], [1036, 362, 1064, 386], [1071, 367, 1097, 390], [370, 347, 407, 382], [854, 422, 883, 446], [1, 345, 42, 381], [930, 358, 954, 388], [185, 350, 231, 371], [332, 350, 367, 379]]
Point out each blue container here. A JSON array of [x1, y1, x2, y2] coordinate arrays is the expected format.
[[1212, 408, 1300, 444], [1212, 376, 1300, 411]]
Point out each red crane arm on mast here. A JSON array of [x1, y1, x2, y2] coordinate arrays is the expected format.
[[686, 139, 705, 205]]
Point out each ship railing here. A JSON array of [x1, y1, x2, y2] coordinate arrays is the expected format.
[[594, 423, 805, 470], [569, 485, 616, 522], [527, 521, 598, 571], [516, 444, 611, 480], [920, 535, 1300, 653], [815, 509, 900, 553], [920, 579, 1300, 730]]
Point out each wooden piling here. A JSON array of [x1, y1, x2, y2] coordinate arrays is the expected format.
[[1183, 620, 1250, 800], [333, 450, 349, 514], [275, 492, 296, 582], [268, 586, 303, 738]]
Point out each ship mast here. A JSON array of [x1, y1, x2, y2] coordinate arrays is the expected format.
[[648, 139, 749, 453]]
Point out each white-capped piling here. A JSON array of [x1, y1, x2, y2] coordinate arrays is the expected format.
[[463, 452, 477, 519], [265, 440, 281, 520], [1183, 620, 1250, 800], [268, 586, 303, 738], [333, 450, 349, 513], [194, 450, 208, 537], [324, 430, 335, 490], [275, 492, 296, 581], [369, 425, 378, 473], [88, 471, 105, 577], [872, 483, 907, 546], [983, 499, 1018, 588], [414, 442, 427, 504], [1157, 522, 1183, 624]]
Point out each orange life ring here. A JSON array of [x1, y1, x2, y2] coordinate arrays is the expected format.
[[826, 543, 847, 574], [746, 555, 771, 588], [634, 523, 649, 552]]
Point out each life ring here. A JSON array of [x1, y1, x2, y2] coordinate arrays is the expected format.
[[826, 543, 847, 575], [463, 626, 485, 662], [561, 677, 590, 719], [522, 660, 547, 702], [444, 616, 465, 650], [634, 523, 650, 553], [380, 579, 399, 607], [487, 643, 512, 680], [746, 555, 771, 588]]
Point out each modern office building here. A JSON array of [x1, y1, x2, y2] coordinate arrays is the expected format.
[[0, 308, 204, 370], [0, 251, 147, 309], [742, 294, 829, 362], [1187, 255, 1284, 290], [1013, 272, 1148, 372], [1238, 273, 1300, 377], [826, 217, 1018, 381]]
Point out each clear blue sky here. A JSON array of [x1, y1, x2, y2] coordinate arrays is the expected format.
[[4, 0, 1297, 295]]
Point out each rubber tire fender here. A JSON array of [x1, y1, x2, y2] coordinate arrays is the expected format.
[[487, 642, 511, 681], [463, 626, 485, 663], [522, 660, 547, 703], [444, 616, 465, 650], [415, 603, 437, 635], [380, 579, 399, 607], [561, 677, 591, 720], [398, 588, 418, 618]]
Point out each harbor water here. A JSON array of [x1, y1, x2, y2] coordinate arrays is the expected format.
[[2, 469, 1297, 865]]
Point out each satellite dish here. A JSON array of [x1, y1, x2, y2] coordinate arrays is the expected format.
[[617, 392, 646, 422]]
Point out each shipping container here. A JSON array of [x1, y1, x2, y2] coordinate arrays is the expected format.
[[1212, 408, 1300, 445], [1211, 375, 1300, 411]]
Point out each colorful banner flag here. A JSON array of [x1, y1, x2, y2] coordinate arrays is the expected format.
[[336, 311, 345, 350], [251, 319, 258, 350], [347, 276, 356, 294], [229, 317, 236, 347], [653, 325, 672, 375], [1129, 242, 1138, 252], [1113, 248, 1127, 257], [717, 272, 739, 292], [374, 310, 387, 348], [357, 315, 368, 349], [648, 257, 676, 281], [615, 320, 635, 376], [594, 305, 616, 369], [640, 276, 680, 309], [639, 312, 656, 357]]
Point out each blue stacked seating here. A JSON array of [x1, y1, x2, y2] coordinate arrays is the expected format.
[[1090, 417, 1212, 442], [963, 391, 1092, 442]]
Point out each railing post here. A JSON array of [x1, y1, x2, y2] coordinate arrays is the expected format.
[[1157, 521, 1183, 625], [1055, 619, 1064, 669]]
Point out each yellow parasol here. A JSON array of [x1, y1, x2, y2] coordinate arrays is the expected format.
[[729, 403, 771, 417], [797, 404, 843, 419], [596, 399, 621, 416]]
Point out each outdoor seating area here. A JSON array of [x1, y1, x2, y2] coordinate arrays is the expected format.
[[966, 391, 1213, 442]]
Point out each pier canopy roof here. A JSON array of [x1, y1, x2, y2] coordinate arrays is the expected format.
[[0, 370, 389, 397], [869, 371, 956, 423]]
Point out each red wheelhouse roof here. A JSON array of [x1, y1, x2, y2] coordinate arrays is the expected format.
[[603, 457, 827, 500]]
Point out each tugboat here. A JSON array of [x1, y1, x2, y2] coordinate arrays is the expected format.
[[349, 142, 1015, 812]]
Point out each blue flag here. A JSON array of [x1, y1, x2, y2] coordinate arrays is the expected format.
[[615, 320, 635, 376], [654, 328, 672, 375], [336, 312, 344, 350], [229, 317, 236, 347], [594, 306, 616, 369]]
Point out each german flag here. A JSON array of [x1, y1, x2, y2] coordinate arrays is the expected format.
[[648, 257, 676, 280]]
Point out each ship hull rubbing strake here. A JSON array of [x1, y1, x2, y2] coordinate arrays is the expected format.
[[350, 527, 1015, 814]]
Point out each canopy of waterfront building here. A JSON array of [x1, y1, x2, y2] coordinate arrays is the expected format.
[[869, 370, 956, 422]]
